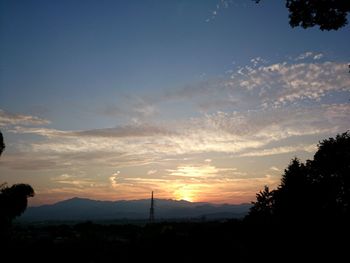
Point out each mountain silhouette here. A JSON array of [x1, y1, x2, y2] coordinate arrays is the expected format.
[[20, 197, 251, 221]]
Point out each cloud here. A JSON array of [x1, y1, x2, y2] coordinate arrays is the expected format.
[[4, 102, 349, 171], [110, 175, 118, 188], [0, 109, 50, 127], [239, 144, 317, 157], [167, 164, 240, 179], [9, 127, 68, 138], [295, 51, 314, 61], [270, 166, 280, 172], [228, 61, 350, 106], [294, 51, 324, 61], [205, 0, 230, 22], [204, 103, 350, 140], [73, 124, 172, 138], [133, 104, 156, 118], [10, 123, 175, 138], [51, 174, 94, 188], [294, 52, 324, 61], [100, 97, 157, 123], [313, 53, 323, 60], [0, 153, 63, 170], [3, 56, 349, 174], [147, 170, 157, 175], [158, 59, 349, 113]]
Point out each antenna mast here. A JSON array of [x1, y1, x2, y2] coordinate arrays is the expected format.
[[149, 191, 155, 223]]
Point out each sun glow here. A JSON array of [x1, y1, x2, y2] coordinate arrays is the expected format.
[[174, 186, 196, 202]]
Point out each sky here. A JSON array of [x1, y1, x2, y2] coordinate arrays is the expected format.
[[0, 0, 349, 206]]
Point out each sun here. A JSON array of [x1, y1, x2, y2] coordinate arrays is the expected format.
[[174, 186, 195, 202]]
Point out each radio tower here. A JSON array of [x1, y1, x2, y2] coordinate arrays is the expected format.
[[149, 191, 155, 223]]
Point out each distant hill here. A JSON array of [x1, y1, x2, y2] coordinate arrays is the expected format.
[[20, 197, 251, 222]]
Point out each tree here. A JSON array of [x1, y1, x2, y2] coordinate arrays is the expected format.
[[255, 0, 350, 30], [311, 132, 350, 216], [0, 132, 35, 231], [247, 185, 274, 222], [0, 183, 35, 225], [0, 131, 4, 156], [273, 158, 313, 220], [247, 132, 350, 222]]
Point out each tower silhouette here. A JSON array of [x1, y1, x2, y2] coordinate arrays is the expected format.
[[149, 191, 154, 223]]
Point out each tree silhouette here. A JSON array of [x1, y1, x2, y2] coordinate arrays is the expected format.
[[248, 185, 274, 222], [255, 0, 350, 30], [0, 131, 4, 156], [0, 131, 35, 233], [311, 132, 350, 217], [0, 183, 35, 225], [248, 132, 350, 222], [273, 158, 317, 221]]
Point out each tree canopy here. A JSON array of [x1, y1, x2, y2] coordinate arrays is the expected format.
[[255, 0, 350, 30], [0, 131, 4, 156], [0, 183, 35, 223], [0, 131, 35, 230], [247, 132, 350, 222]]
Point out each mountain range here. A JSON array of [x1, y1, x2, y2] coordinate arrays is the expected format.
[[20, 197, 251, 222]]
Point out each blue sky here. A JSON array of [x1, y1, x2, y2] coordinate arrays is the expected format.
[[1, 0, 349, 205]]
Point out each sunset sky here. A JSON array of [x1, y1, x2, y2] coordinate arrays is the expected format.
[[1, 0, 349, 206]]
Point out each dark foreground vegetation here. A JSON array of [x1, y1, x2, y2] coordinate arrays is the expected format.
[[3, 219, 349, 263]]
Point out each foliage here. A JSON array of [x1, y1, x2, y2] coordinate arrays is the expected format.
[[287, 0, 350, 30], [255, 0, 350, 30], [0, 183, 35, 225], [247, 132, 350, 222], [0, 131, 35, 231], [312, 132, 350, 215], [0, 131, 4, 156], [248, 186, 274, 222]]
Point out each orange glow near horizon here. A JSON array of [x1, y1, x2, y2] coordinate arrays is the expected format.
[[174, 185, 196, 202], [25, 163, 281, 206]]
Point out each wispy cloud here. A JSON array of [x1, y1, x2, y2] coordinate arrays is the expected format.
[[147, 169, 157, 175], [239, 144, 317, 157], [73, 124, 173, 138], [109, 175, 118, 188], [156, 59, 349, 113], [51, 173, 95, 188], [294, 51, 324, 61], [206, 0, 249, 23], [100, 96, 157, 123], [313, 53, 323, 60], [167, 164, 239, 178], [203, 104, 350, 140], [0, 109, 50, 127], [295, 51, 314, 61], [0, 153, 62, 170], [4, 102, 349, 171], [10, 123, 175, 138], [270, 166, 280, 172], [228, 61, 349, 106]]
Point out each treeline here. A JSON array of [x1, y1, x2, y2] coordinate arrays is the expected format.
[[247, 131, 350, 223]]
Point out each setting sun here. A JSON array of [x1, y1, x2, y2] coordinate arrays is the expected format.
[[174, 186, 196, 202]]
